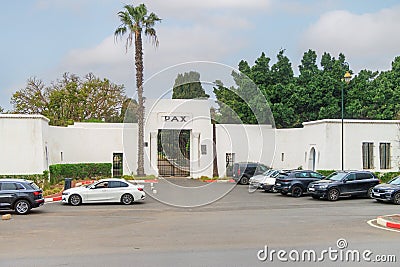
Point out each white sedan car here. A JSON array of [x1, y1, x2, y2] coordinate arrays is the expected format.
[[249, 169, 274, 189], [62, 178, 145, 206]]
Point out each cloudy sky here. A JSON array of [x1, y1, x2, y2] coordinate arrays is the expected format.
[[1, 0, 400, 110]]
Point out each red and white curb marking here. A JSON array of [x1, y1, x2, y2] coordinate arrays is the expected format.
[[377, 214, 400, 230], [45, 196, 62, 202]]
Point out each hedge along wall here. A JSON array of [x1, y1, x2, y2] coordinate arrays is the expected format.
[[0, 173, 47, 185], [49, 163, 112, 184], [317, 170, 400, 184]]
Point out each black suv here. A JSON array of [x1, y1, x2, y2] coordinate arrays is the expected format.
[[307, 171, 380, 201], [0, 179, 44, 214], [274, 170, 325, 197], [372, 176, 400, 204], [232, 162, 269, 185]]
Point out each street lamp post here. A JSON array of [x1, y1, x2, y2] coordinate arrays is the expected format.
[[342, 71, 352, 170]]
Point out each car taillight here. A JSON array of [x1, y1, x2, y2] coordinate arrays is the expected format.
[[137, 187, 143, 191], [238, 169, 241, 175], [33, 191, 41, 196]]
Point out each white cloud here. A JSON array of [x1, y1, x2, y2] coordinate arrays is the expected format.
[[301, 6, 400, 72], [35, 0, 86, 11], [58, 23, 247, 98], [150, 0, 270, 10]]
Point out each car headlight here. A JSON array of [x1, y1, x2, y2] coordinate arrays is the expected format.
[[317, 184, 329, 189]]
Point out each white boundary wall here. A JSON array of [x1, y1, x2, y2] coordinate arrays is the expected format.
[[2, 112, 400, 177], [0, 114, 49, 175]]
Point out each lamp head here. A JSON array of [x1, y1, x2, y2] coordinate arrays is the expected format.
[[344, 71, 352, 84]]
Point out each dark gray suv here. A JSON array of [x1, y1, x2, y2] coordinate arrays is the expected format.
[[232, 162, 270, 185], [307, 171, 380, 201], [0, 179, 44, 214]]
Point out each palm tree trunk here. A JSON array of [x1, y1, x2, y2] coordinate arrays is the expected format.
[[135, 30, 145, 176]]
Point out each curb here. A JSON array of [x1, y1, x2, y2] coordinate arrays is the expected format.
[[45, 196, 62, 202], [129, 179, 158, 183], [203, 179, 235, 183], [377, 214, 400, 230]]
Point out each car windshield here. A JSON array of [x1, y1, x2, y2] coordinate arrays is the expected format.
[[269, 170, 279, 177], [29, 182, 40, 190], [262, 170, 273, 176], [271, 171, 281, 178], [325, 172, 347, 181], [389, 177, 400, 185]]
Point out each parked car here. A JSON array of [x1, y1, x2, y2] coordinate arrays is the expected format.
[[232, 162, 270, 185], [260, 169, 283, 192], [307, 171, 379, 201], [0, 179, 44, 215], [62, 178, 145, 206], [274, 170, 325, 197], [372, 176, 400, 204], [249, 169, 275, 189]]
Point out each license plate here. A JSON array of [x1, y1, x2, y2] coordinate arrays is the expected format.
[[309, 188, 315, 191], [373, 192, 380, 197]]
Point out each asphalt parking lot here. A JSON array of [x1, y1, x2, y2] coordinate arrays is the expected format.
[[1, 180, 400, 267]]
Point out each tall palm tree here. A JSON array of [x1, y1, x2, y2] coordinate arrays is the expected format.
[[115, 3, 161, 176]]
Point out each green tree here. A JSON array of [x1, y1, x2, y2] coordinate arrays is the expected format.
[[346, 56, 400, 120], [11, 73, 126, 126], [11, 77, 50, 115], [172, 71, 209, 99], [271, 49, 294, 85], [114, 3, 161, 176], [298, 49, 319, 85], [0, 106, 3, 113]]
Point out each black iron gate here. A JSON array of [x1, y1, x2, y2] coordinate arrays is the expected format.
[[113, 153, 123, 177], [157, 129, 190, 177]]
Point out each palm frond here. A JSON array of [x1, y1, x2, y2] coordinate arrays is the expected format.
[[114, 3, 161, 50], [144, 28, 159, 47], [114, 26, 127, 43]]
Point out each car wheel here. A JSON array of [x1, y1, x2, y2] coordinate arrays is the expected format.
[[14, 199, 31, 215], [367, 187, 374, 198], [327, 188, 340, 201], [240, 176, 249, 185], [69, 194, 82, 206], [121, 193, 134, 205], [291, 186, 303, 197], [393, 192, 400, 205]]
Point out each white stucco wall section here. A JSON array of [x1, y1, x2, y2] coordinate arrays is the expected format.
[[48, 123, 137, 175], [215, 124, 275, 176], [273, 119, 400, 172], [0, 114, 49, 175]]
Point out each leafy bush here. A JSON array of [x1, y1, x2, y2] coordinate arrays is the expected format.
[[49, 163, 112, 184], [0, 171, 49, 189], [374, 172, 400, 183]]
